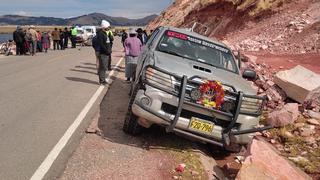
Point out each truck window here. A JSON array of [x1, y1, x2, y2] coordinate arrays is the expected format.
[[156, 30, 238, 73]]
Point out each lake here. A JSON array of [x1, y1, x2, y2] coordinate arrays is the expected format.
[[0, 33, 13, 43]]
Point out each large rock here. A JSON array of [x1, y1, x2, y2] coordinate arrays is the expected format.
[[268, 103, 299, 127], [236, 138, 311, 180], [274, 65, 320, 103], [308, 110, 320, 120]]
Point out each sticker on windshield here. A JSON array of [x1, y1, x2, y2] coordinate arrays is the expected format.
[[167, 31, 229, 53]]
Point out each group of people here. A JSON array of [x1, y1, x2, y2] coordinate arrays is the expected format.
[[13, 26, 79, 56], [92, 19, 151, 85]]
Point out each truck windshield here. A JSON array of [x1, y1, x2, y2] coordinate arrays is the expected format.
[[156, 30, 238, 73]]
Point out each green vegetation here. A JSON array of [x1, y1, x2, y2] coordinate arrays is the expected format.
[[267, 120, 320, 174], [170, 150, 208, 180]]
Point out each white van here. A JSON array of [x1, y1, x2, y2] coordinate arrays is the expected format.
[[80, 26, 96, 45]]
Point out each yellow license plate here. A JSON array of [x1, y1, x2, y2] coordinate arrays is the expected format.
[[189, 118, 214, 133]]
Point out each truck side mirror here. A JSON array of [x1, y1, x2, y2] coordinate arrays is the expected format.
[[242, 69, 256, 81]]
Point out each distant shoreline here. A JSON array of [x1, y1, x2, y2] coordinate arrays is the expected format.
[[0, 25, 68, 33], [0, 25, 140, 33]]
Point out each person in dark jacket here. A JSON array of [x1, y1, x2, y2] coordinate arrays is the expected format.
[[137, 28, 147, 45], [13, 26, 25, 55], [96, 20, 112, 85], [121, 29, 128, 48], [63, 27, 69, 48], [59, 29, 64, 50]]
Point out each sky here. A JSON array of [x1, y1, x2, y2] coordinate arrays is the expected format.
[[0, 0, 173, 19]]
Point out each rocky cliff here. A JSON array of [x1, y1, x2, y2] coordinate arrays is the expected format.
[[147, 0, 320, 54]]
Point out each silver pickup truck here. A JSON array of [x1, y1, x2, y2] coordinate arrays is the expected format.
[[123, 26, 272, 151]]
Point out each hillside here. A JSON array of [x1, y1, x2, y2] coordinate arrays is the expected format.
[[0, 13, 158, 26], [67, 13, 157, 26], [147, 0, 320, 55]]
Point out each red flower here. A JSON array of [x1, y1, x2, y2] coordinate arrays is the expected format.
[[198, 80, 225, 109]]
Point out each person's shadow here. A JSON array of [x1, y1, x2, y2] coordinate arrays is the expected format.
[[65, 77, 99, 85]]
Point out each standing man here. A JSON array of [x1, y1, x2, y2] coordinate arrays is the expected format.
[[121, 29, 128, 48], [28, 25, 38, 56], [137, 28, 147, 45], [59, 29, 65, 50], [105, 26, 114, 70], [97, 20, 112, 85], [51, 28, 60, 50], [63, 27, 69, 48], [71, 27, 78, 48], [13, 26, 24, 55]]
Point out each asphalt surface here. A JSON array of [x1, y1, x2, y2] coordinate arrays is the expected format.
[[0, 42, 122, 180]]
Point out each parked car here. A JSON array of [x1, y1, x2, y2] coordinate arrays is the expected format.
[[75, 27, 85, 44], [123, 26, 273, 152], [81, 26, 96, 46]]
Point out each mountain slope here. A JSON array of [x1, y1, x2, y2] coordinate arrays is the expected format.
[[147, 0, 320, 54], [67, 13, 157, 26], [0, 15, 67, 25], [0, 13, 158, 26]]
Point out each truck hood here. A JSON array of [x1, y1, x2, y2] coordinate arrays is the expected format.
[[153, 51, 256, 95]]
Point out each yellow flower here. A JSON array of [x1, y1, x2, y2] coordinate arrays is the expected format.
[[209, 101, 216, 108]]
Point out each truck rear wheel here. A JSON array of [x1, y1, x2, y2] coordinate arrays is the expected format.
[[123, 83, 143, 135]]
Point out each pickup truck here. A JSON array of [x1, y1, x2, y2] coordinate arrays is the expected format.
[[123, 26, 272, 151]]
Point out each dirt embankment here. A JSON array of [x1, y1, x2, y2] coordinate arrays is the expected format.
[[147, 0, 320, 179], [147, 0, 320, 78]]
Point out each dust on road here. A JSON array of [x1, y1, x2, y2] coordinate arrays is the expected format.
[[59, 60, 228, 180]]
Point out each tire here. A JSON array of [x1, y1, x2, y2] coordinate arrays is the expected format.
[[123, 82, 143, 135]]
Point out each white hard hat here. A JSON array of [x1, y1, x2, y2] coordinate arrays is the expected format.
[[101, 20, 110, 28], [128, 28, 137, 35]]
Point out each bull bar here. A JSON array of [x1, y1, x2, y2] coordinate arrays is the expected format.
[[136, 65, 273, 147]]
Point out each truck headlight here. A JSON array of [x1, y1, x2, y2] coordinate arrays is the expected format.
[[145, 67, 173, 89], [240, 96, 264, 115]]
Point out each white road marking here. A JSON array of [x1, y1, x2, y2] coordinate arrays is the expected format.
[[30, 57, 124, 180]]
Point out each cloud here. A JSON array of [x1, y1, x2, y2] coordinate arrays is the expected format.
[[14, 11, 32, 16]]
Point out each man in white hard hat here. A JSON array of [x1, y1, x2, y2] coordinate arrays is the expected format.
[[96, 20, 112, 85]]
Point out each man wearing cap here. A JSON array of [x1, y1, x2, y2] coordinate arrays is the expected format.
[[124, 28, 142, 82], [96, 20, 112, 85], [28, 25, 38, 56]]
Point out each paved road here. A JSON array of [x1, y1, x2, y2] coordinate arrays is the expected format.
[[0, 40, 123, 180]]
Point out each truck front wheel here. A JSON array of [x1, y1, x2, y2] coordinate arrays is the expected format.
[[123, 83, 143, 135]]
